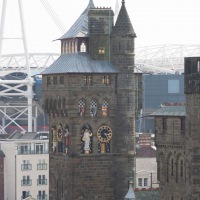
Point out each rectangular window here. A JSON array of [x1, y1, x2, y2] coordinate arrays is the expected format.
[[102, 76, 111, 85], [168, 80, 179, 93], [20, 143, 29, 154], [37, 175, 47, 185], [35, 143, 44, 154], [138, 178, 142, 187], [22, 191, 30, 199], [21, 176, 32, 186], [37, 159, 47, 170], [21, 160, 32, 171], [84, 76, 92, 85], [38, 190, 46, 200], [144, 178, 148, 186]]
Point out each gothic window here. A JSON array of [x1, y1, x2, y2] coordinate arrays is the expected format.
[[90, 99, 97, 117], [80, 42, 86, 52], [102, 76, 110, 85], [180, 159, 184, 178], [81, 125, 93, 154], [101, 99, 109, 117], [78, 99, 86, 117]]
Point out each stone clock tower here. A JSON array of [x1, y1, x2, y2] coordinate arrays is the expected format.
[[41, 0, 136, 199]]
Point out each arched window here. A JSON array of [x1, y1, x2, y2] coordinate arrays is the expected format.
[[180, 159, 183, 177], [101, 99, 109, 117], [171, 158, 174, 176], [90, 99, 97, 116], [80, 42, 87, 52], [78, 99, 86, 117]]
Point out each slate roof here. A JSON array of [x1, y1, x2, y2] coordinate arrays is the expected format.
[[58, 0, 95, 39], [136, 147, 156, 158], [151, 106, 186, 117], [135, 190, 160, 200], [112, 1, 136, 36], [41, 53, 120, 75]]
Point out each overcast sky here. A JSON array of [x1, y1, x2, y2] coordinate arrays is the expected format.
[[1, 0, 200, 54]]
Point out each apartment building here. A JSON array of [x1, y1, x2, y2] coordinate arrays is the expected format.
[[0, 132, 49, 200]]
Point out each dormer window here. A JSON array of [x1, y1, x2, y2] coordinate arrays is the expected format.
[[80, 42, 87, 52]]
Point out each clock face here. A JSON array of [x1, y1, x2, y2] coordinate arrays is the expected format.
[[97, 125, 112, 142]]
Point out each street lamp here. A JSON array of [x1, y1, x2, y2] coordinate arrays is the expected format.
[[125, 177, 136, 200]]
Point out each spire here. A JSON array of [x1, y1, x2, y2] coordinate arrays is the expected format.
[[58, 0, 95, 39], [113, 0, 136, 36], [114, 0, 120, 23], [125, 178, 136, 200]]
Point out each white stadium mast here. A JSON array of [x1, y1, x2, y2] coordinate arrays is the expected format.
[[0, 0, 34, 133], [0, 0, 60, 134]]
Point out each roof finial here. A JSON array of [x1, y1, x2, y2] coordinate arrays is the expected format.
[[122, 0, 125, 4]]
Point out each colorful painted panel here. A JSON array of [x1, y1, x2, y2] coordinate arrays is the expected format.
[[101, 99, 109, 117], [78, 99, 86, 117], [90, 99, 97, 117], [52, 124, 57, 152], [57, 123, 63, 152], [64, 125, 70, 154], [81, 125, 93, 154]]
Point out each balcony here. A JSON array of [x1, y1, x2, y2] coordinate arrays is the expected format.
[[21, 179, 32, 186], [18, 149, 49, 155], [37, 195, 47, 200], [37, 179, 47, 185], [37, 163, 47, 170], [21, 164, 32, 171]]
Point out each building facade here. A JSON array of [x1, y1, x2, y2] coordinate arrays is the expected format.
[[184, 57, 200, 199], [42, 0, 136, 199], [0, 132, 49, 200], [153, 105, 186, 200]]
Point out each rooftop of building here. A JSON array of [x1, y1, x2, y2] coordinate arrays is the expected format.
[[135, 188, 160, 200], [151, 105, 186, 117], [58, 0, 95, 39], [5, 131, 49, 141], [136, 146, 156, 158], [41, 52, 120, 75]]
